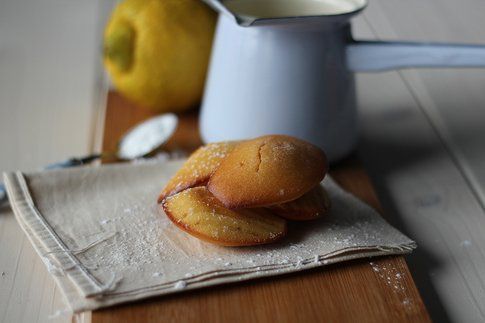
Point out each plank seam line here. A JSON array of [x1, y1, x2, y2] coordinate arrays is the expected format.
[[360, 5, 485, 217], [361, 12, 485, 319]]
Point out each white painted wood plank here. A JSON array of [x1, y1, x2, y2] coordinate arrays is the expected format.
[[0, 0, 114, 322], [352, 1, 485, 322], [355, 69, 485, 322], [0, 209, 68, 323], [364, 0, 485, 208], [0, 0, 107, 172]]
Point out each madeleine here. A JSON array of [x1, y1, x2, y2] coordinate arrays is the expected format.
[[158, 141, 238, 202], [162, 187, 287, 246], [269, 185, 330, 221], [208, 135, 327, 208]]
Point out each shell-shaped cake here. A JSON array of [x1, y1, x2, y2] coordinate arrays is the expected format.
[[269, 185, 331, 221], [207, 135, 327, 208], [162, 187, 287, 246], [158, 141, 238, 202]]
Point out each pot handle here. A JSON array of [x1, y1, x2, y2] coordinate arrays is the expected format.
[[346, 40, 485, 72]]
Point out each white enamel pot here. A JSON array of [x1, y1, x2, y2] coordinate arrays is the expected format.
[[200, 0, 485, 162]]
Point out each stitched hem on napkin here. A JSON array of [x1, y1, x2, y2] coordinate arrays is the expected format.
[[3, 161, 417, 313]]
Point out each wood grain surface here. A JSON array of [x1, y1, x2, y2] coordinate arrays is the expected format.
[[91, 92, 430, 323], [354, 2, 485, 321], [1, 1, 483, 321]]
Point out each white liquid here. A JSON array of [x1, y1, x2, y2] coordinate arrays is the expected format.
[[224, 0, 366, 18]]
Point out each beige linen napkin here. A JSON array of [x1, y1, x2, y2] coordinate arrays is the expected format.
[[3, 160, 416, 313]]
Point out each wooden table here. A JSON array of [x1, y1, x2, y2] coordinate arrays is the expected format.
[[92, 92, 430, 323], [1, 2, 484, 321]]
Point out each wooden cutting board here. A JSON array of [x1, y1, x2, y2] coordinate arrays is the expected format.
[[92, 92, 430, 323]]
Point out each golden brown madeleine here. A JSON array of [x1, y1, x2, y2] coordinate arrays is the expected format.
[[269, 185, 330, 221], [158, 141, 239, 202], [162, 187, 287, 246], [207, 135, 328, 208]]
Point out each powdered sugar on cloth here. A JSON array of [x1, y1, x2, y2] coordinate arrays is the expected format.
[[3, 160, 416, 312]]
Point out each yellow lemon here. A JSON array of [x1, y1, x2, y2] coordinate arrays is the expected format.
[[103, 0, 216, 112]]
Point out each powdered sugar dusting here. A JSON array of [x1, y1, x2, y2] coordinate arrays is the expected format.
[[460, 240, 472, 247], [89, 196, 171, 273], [369, 261, 412, 307], [174, 280, 187, 289], [47, 163, 414, 302], [184, 143, 233, 178]]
